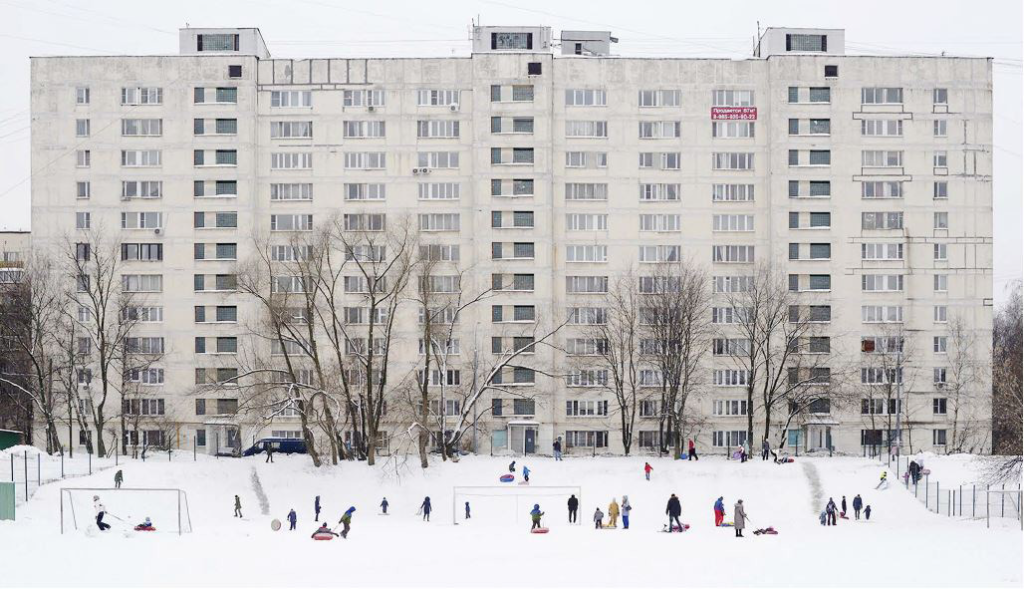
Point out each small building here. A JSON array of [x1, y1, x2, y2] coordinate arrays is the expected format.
[[0, 429, 23, 451]]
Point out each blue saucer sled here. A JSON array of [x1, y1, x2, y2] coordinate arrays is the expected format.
[[499, 474, 515, 483]]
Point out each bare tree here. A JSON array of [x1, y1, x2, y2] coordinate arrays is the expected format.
[[856, 322, 917, 454], [991, 281, 1022, 480], [0, 253, 69, 453], [640, 260, 713, 458], [943, 313, 987, 453], [66, 232, 147, 457]]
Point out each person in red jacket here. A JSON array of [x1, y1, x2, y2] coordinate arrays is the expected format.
[[688, 439, 699, 461], [644, 462, 653, 481]]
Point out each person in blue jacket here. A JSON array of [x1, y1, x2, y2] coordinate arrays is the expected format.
[[714, 497, 726, 527], [523, 465, 531, 483], [420, 497, 432, 522], [530, 504, 545, 530], [287, 508, 298, 531], [380, 497, 389, 514], [465, 501, 471, 519], [852, 494, 864, 520], [315, 495, 321, 521]]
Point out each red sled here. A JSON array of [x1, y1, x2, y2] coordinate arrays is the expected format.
[[531, 527, 550, 534], [662, 524, 690, 533], [499, 474, 515, 483], [312, 532, 337, 541], [133, 525, 156, 532]]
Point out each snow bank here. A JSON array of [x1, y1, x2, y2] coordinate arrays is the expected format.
[[0, 454, 1019, 587]]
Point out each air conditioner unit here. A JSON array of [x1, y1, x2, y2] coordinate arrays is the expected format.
[[367, 105, 376, 112], [420, 167, 431, 174], [153, 228, 162, 235], [412, 168, 420, 175], [449, 104, 459, 112]]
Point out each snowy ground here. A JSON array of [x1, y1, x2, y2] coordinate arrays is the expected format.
[[0, 451, 1021, 588]]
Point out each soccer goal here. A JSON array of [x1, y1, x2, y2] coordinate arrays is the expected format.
[[60, 487, 193, 535], [452, 485, 582, 526]]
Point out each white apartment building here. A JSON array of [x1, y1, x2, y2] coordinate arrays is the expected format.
[[29, 26, 993, 457]]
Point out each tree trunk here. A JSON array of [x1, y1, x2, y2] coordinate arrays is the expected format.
[[94, 406, 107, 457]]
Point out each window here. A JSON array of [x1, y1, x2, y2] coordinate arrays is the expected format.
[[638, 214, 680, 232], [418, 183, 459, 201], [712, 90, 754, 107], [712, 121, 755, 138], [862, 181, 903, 199], [566, 120, 608, 138], [934, 181, 948, 200], [417, 89, 460, 107], [862, 274, 904, 292], [76, 212, 91, 229], [639, 183, 680, 202], [564, 431, 609, 448], [638, 245, 680, 263], [824, 65, 838, 78], [344, 152, 386, 170], [228, 65, 242, 78], [566, 399, 610, 415], [76, 181, 91, 199], [270, 121, 313, 139], [712, 153, 753, 170], [934, 120, 947, 137], [566, 276, 608, 294], [787, 33, 827, 52], [934, 212, 949, 229], [270, 183, 313, 201], [638, 152, 681, 170], [934, 243, 948, 261], [934, 88, 949, 105], [933, 429, 947, 446], [861, 243, 904, 261], [712, 245, 755, 263], [639, 121, 681, 139], [527, 62, 542, 76], [862, 212, 904, 230], [75, 119, 90, 137], [861, 119, 903, 137], [934, 305, 948, 323], [76, 150, 90, 167], [565, 89, 608, 106], [565, 151, 608, 169], [712, 184, 754, 202], [933, 398, 948, 414], [640, 89, 683, 107], [121, 243, 163, 262], [121, 119, 162, 137], [810, 87, 831, 103], [862, 88, 903, 104], [933, 336, 948, 354], [76, 86, 90, 105], [713, 214, 755, 232], [417, 120, 460, 138], [711, 431, 747, 448], [121, 87, 163, 105], [121, 274, 163, 292], [418, 151, 459, 169], [862, 150, 903, 167], [934, 274, 948, 292], [565, 183, 608, 201], [344, 120, 386, 138], [567, 213, 609, 231], [862, 305, 904, 323], [342, 89, 385, 107], [271, 90, 312, 108], [121, 150, 161, 167], [419, 213, 460, 232]]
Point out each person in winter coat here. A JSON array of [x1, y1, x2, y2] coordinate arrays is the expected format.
[[825, 498, 837, 526], [688, 439, 698, 461], [621, 496, 632, 529], [234, 495, 242, 518], [567, 494, 579, 523], [841, 495, 848, 516], [852, 494, 864, 520], [114, 470, 123, 489], [530, 504, 545, 530], [553, 438, 563, 461], [380, 497, 389, 514], [265, 442, 274, 463], [762, 439, 770, 461], [522, 465, 531, 483], [287, 509, 298, 530], [315, 496, 321, 521], [93, 495, 111, 531], [508, 460, 516, 473], [339, 507, 355, 538], [607, 498, 620, 528], [865, 505, 872, 520], [644, 462, 653, 481], [420, 497, 432, 522], [733, 499, 747, 537], [742, 440, 750, 463], [875, 471, 888, 489], [593, 507, 604, 529], [666, 494, 682, 532], [465, 502, 471, 519], [312, 523, 337, 539], [819, 510, 827, 526], [714, 497, 726, 527]]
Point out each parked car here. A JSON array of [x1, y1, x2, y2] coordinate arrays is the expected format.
[[242, 437, 307, 457]]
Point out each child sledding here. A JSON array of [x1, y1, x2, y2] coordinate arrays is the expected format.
[[753, 527, 778, 535], [133, 517, 155, 532], [311, 523, 339, 540]]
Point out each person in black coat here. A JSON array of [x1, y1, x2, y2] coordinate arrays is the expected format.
[[841, 495, 848, 516], [315, 495, 321, 521], [420, 497, 432, 522], [666, 493, 682, 532], [567, 494, 579, 523], [508, 460, 516, 473], [825, 498, 837, 526], [852, 494, 863, 520]]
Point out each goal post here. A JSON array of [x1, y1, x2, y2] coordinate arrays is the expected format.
[[452, 485, 582, 526], [60, 487, 193, 535]]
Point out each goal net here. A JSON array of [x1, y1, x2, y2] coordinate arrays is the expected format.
[[452, 485, 582, 527], [60, 487, 193, 535]]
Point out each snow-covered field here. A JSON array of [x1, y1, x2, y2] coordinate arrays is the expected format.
[[1, 450, 1020, 587]]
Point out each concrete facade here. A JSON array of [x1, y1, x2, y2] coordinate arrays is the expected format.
[[29, 26, 993, 458]]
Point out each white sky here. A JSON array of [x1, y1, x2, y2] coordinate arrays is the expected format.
[[0, 0, 1020, 300]]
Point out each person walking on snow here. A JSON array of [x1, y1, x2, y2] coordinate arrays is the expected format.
[[234, 495, 242, 518], [567, 494, 579, 523], [420, 497, 432, 522], [825, 498, 838, 526], [841, 495, 848, 517], [714, 497, 726, 527], [265, 442, 274, 463], [465, 502, 471, 519], [742, 440, 750, 463], [287, 509, 298, 531], [853, 494, 863, 520], [607, 498, 620, 528], [315, 496, 321, 521], [508, 460, 516, 473], [593, 506, 604, 529], [644, 462, 653, 481], [339, 506, 355, 538], [734, 499, 747, 538], [666, 494, 682, 532], [380, 497, 389, 514], [688, 439, 698, 461], [762, 439, 770, 461], [865, 505, 872, 520], [522, 465, 531, 483], [621, 496, 632, 529], [93, 495, 111, 531], [553, 437, 563, 461], [114, 470, 123, 489], [530, 504, 545, 530]]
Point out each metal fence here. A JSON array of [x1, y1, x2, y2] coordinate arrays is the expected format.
[[876, 452, 1022, 528]]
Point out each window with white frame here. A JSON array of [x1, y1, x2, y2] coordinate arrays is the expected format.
[[419, 213, 460, 232], [270, 121, 313, 139], [565, 151, 608, 168], [565, 245, 607, 263], [566, 120, 608, 138], [861, 88, 903, 104], [121, 87, 163, 105], [934, 274, 948, 292], [934, 120, 947, 137], [862, 181, 902, 199], [343, 120, 386, 138], [566, 276, 608, 294], [861, 119, 903, 137], [862, 212, 904, 230], [712, 152, 753, 170], [76, 86, 90, 104], [712, 90, 754, 107], [638, 245, 680, 263], [342, 89, 385, 107], [712, 184, 754, 202], [344, 183, 386, 201], [713, 275, 753, 293], [565, 183, 608, 201], [121, 150, 161, 167], [934, 212, 949, 229], [934, 305, 948, 323], [417, 120, 460, 138], [121, 274, 163, 293], [418, 151, 459, 169], [417, 89, 460, 107], [271, 214, 313, 231], [712, 121, 755, 138], [862, 150, 903, 167], [934, 151, 948, 168], [639, 121, 680, 139], [639, 183, 680, 202], [344, 152, 386, 170], [712, 245, 755, 263], [638, 152, 681, 170], [639, 213, 681, 232], [270, 183, 313, 201], [933, 89, 949, 105], [75, 119, 90, 137], [713, 399, 749, 416], [713, 214, 754, 232], [862, 305, 904, 323], [861, 243, 904, 261], [565, 89, 607, 106], [862, 274, 904, 292], [121, 119, 162, 136], [934, 243, 948, 261], [270, 90, 311, 108], [639, 89, 682, 107], [566, 213, 608, 231], [121, 212, 163, 229], [418, 183, 460, 200], [121, 181, 162, 199], [270, 152, 312, 170]]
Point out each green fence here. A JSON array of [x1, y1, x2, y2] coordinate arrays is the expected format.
[[0, 481, 14, 520]]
